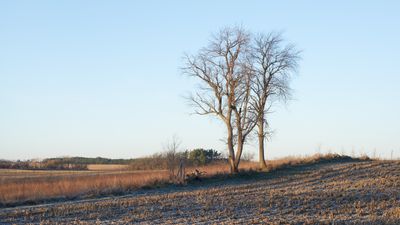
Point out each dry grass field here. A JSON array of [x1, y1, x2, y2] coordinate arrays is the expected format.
[[0, 156, 399, 224], [0, 160, 258, 207], [86, 164, 130, 171], [0, 169, 168, 206]]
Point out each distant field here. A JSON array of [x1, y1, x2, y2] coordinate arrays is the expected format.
[[0, 168, 168, 206], [1, 159, 399, 224], [0, 168, 155, 182], [87, 164, 130, 171], [0, 160, 257, 207], [0, 169, 93, 179]]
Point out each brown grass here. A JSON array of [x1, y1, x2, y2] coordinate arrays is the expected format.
[[86, 164, 130, 171], [0, 153, 365, 207], [0, 170, 168, 206], [188, 153, 359, 177]]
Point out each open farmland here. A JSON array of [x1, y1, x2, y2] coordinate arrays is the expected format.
[[86, 164, 130, 171], [1, 159, 399, 224], [0, 158, 257, 207], [0, 168, 168, 206]]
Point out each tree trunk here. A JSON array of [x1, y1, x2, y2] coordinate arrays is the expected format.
[[233, 138, 244, 173], [226, 117, 237, 174], [258, 119, 267, 169], [232, 164, 239, 173], [258, 134, 267, 169], [228, 152, 238, 174], [233, 111, 244, 173]]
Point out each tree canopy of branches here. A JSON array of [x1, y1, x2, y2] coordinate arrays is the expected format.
[[183, 26, 300, 173], [250, 33, 300, 168]]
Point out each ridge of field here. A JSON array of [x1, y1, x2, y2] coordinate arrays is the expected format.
[[0, 159, 399, 224]]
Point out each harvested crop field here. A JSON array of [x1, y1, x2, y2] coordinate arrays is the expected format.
[[1, 160, 399, 224]]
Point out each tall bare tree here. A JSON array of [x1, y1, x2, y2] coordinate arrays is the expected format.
[[183, 27, 255, 173], [231, 59, 257, 169], [250, 33, 300, 169], [184, 28, 300, 172]]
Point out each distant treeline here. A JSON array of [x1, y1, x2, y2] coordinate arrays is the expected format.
[[0, 159, 87, 170], [43, 157, 136, 165], [0, 148, 223, 170], [0, 157, 134, 170]]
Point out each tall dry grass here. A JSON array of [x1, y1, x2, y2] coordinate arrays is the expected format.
[[186, 153, 359, 178], [0, 170, 168, 206], [87, 164, 130, 171]]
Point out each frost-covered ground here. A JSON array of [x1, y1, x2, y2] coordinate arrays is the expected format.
[[1, 160, 399, 224]]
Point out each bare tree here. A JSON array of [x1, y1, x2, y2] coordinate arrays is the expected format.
[[250, 33, 300, 169], [164, 135, 185, 183], [184, 28, 300, 172], [231, 60, 258, 170], [183, 26, 255, 173]]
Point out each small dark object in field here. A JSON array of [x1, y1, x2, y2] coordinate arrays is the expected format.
[[186, 169, 206, 181]]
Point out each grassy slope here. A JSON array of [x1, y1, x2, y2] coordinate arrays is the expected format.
[[0, 158, 399, 224]]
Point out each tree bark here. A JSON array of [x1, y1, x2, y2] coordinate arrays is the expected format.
[[227, 121, 237, 174], [233, 138, 244, 173], [258, 135, 267, 169], [258, 118, 268, 169], [233, 107, 245, 173], [225, 110, 238, 174]]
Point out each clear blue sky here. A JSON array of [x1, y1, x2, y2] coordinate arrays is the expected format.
[[1, 1, 399, 160]]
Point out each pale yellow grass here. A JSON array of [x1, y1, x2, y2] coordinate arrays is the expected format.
[[0, 170, 168, 206], [87, 164, 129, 171]]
